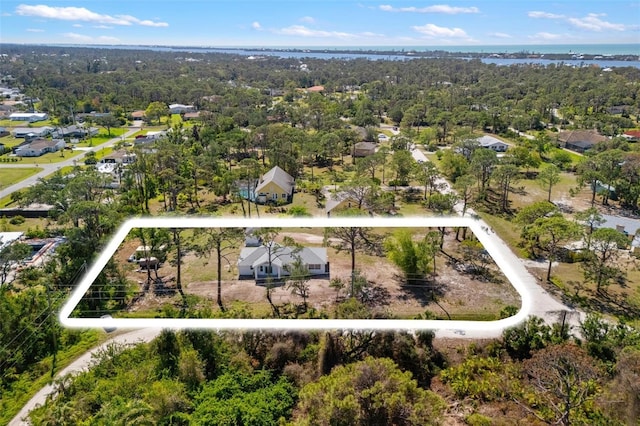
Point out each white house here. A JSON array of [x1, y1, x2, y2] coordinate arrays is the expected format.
[[169, 104, 195, 114], [477, 135, 509, 152], [52, 125, 98, 139], [238, 245, 329, 280], [9, 112, 49, 122], [12, 127, 53, 138], [15, 139, 65, 157]]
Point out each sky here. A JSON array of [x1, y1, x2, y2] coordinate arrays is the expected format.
[[1, 1, 639, 48]]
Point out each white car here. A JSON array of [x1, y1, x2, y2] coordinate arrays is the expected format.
[[378, 134, 389, 141]]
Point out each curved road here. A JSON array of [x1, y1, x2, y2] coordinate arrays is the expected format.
[[0, 127, 139, 200], [409, 147, 585, 339], [9, 328, 163, 426]]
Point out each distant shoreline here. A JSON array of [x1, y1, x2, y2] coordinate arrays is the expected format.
[[197, 46, 640, 62], [2, 43, 638, 63]]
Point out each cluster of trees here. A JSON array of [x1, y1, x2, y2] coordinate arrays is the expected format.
[[1, 44, 640, 422], [2, 44, 638, 140], [24, 313, 640, 425], [515, 201, 632, 291]]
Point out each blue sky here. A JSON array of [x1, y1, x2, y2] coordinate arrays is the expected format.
[[1, 1, 639, 47]]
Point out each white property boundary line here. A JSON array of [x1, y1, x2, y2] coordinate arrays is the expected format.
[[59, 216, 532, 331]]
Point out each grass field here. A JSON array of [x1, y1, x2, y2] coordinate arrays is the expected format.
[[0, 167, 42, 190]]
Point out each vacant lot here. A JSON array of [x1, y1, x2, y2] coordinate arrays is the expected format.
[[106, 228, 521, 321]]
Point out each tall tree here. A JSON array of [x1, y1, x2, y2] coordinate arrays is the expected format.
[[145, 101, 169, 125], [527, 216, 582, 282], [453, 174, 475, 217], [493, 163, 520, 212], [573, 207, 604, 250], [285, 257, 312, 312], [581, 227, 628, 294], [413, 161, 441, 200], [391, 149, 414, 187], [194, 227, 244, 311], [252, 228, 298, 317], [523, 344, 603, 426], [0, 242, 31, 286], [537, 164, 561, 202], [470, 148, 498, 195], [329, 225, 382, 296]]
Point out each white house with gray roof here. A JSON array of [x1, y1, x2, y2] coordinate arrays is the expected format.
[[477, 135, 509, 152], [237, 245, 329, 280]]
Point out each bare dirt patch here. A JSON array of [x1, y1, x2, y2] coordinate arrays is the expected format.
[[106, 229, 521, 321]]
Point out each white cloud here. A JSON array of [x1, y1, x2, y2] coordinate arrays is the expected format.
[[251, 21, 262, 30], [72, 23, 83, 27], [276, 25, 356, 39], [62, 32, 93, 42], [98, 36, 120, 43], [528, 10, 631, 32], [411, 23, 470, 38], [529, 32, 564, 40], [528, 11, 564, 19], [274, 25, 383, 40], [60, 32, 120, 43], [300, 16, 315, 23], [15, 4, 168, 27], [380, 4, 479, 14], [27, 28, 44, 32], [94, 25, 112, 29], [567, 13, 627, 31], [489, 32, 512, 39]]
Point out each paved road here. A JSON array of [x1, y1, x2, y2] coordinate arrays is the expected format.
[[0, 128, 139, 200], [9, 328, 163, 426]]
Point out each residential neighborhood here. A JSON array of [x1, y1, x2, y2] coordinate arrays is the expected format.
[[0, 41, 639, 426]]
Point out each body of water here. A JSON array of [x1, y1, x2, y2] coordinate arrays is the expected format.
[[10, 43, 640, 68]]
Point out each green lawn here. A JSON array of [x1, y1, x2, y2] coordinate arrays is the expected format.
[[8, 148, 85, 165], [0, 167, 43, 190]]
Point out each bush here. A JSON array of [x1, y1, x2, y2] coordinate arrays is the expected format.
[[465, 413, 493, 426], [9, 215, 25, 225]]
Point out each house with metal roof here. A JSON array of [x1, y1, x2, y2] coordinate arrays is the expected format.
[[237, 245, 329, 280], [477, 135, 509, 152], [9, 112, 48, 122], [12, 127, 53, 138]]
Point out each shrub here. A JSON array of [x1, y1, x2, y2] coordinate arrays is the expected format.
[[465, 413, 493, 426], [9, 215, 25, 225]]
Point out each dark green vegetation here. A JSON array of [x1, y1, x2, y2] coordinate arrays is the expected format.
[[23, 316, 640, 425], [1, 44, 639, 423]]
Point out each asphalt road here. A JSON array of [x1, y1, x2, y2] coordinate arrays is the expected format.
[[0, 127, 139, 201]]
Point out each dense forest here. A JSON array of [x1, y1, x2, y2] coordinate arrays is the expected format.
[[1, 44, 639, 424]]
